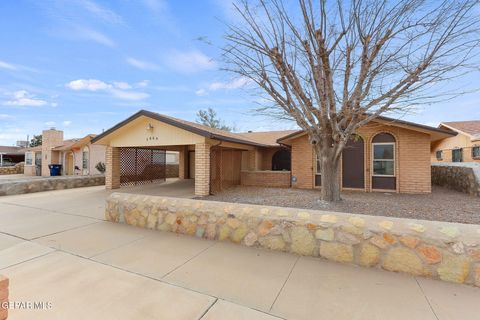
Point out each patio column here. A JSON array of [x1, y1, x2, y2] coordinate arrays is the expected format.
[[105, 146, 120, 190], [178, 146, 188, 179], [194, 143, 210, 196]]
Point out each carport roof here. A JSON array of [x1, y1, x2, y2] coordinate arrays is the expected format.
[[92, 110, 292, 147]]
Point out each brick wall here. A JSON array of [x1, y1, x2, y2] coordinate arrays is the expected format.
[[166, 164, 179, 178], [194, 143, 210, 196], [105, 146, 120, 190], [240, 170, 291, 187], [0, 275, 8, 320], [290, 135, 314, 189], [41, 129, 64, 176], [289, 122, 432, 194]]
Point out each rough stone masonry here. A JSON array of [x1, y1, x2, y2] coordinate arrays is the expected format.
[[106, 193, 480, 287]]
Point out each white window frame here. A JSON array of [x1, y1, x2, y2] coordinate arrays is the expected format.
[[25, 152, 34, 166], [472, 145, 480, 159], [372, 142, 395, 177], [82, 146, 89, 170]]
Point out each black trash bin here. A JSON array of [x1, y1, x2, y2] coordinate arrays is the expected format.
[[48, 164, 62, 176]]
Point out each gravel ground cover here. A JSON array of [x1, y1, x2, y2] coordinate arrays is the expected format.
[[201, 186, 480, 225]]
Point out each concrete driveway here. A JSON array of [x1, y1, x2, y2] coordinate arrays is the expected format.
[[0, 184, 479, 319]]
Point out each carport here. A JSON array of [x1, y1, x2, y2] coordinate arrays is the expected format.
[[92, 110, 266, 196]]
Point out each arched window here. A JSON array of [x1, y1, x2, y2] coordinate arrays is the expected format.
[[272, 149, 291, 171], [372, 133, 396, 190], [82, 146, 89, 171]]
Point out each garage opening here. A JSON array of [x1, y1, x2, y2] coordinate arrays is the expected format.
[[120, 147, 166, 186]]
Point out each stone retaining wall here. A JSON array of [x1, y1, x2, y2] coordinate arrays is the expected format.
[[0, 162, 24, 175], [240, 170, 291, 188], [106, 193, 480, 287], [0, 175, 105, 196], [432, 163, 480, 196]]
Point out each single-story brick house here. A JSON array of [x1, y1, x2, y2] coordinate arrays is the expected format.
[[24, 128, 107, 177], [92, 110, 454, 196], [431, 120, 480, 163]]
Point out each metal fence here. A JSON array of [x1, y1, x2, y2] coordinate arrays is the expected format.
[[120, 147, 166, 186]]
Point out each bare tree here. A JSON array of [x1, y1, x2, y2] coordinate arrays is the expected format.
[[223, 0, 480, 201]]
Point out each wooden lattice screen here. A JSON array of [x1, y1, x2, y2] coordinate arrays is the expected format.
[[120, 148, 166, 186]]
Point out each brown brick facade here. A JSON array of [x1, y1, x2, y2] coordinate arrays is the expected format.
[[287, 122, 432, 194], [240, 170, 291, 187], [105, 146, 120, 190]]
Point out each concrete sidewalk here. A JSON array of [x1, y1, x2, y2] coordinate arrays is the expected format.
[[0, 187, 479, 319]]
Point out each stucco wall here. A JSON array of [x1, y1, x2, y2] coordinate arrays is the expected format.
[[106, 194, 480, 287], [431, 132, 480, 163]]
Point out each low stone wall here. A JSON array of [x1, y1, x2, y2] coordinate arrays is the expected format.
[[107, 193, 480, 287], [240, 170, 291, 188], [432, 163, 480, 196], [166, 164, 179, 178], [0, 162, 24, 175], [0, 175, 105, 196]]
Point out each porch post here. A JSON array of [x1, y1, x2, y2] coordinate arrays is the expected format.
[[178, 146, 188, 179], [105, 146, 120, 190], [194, 143, 210, 196]]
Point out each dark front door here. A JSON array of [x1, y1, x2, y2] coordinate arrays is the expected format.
[[342, 136, 365, 189]]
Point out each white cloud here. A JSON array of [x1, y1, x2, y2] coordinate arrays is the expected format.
[[4, 90, 48, 107], [66, 79, 149, 101], [196, 77, 251, 96], [45, 121, 56, 127], [76, 0, 123, 24], [66, 79, 112, 91], [0, 114, 13, 120], [136, 80, 149, 88], [51, 102, 58, 107], [75, 26, 115, 47], [63, 120, 72, 126], [0, 60, 16, 71], [142, 0, 167, 11], [165, 50, 216, 73], [195, 89, 208, 96], [208, 77, 250, 91], [113, 81, 132, 90], [126, 57, 159, 71]]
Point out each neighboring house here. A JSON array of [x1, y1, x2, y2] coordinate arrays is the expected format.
[[431, 120, 480, 163], [0, 146, 25, 166], [92, 110, 454, 196], [24, 129, 107, 177]]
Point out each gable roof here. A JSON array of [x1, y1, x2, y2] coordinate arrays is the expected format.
[[277, 115, 456, 143], [439, 120, 480, 138], [91, 110, 290, 147]]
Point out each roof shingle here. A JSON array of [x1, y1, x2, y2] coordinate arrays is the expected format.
[[441, 120, 480, 137]]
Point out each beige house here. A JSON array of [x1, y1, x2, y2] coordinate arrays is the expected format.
[[24, 129, 107, 177], [431, 120, 480, 163], [92, 110, 453, 196]]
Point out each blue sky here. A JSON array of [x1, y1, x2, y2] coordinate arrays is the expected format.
[[0, 0, 479, 146]]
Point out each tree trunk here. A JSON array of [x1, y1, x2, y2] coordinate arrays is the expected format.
[[319, 147, 342, 202]]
